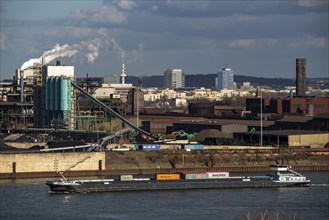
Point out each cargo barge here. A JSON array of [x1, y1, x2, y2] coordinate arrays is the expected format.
[[46, 165, 310, 193]]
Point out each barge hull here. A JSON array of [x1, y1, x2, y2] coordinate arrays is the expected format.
[[46, 178, 310, 193]]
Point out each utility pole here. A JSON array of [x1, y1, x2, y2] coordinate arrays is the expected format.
[[260, 87, 263, 146]]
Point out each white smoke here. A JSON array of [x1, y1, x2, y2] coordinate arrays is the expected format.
[[20, 58, 42, 70], [20, 37, 143, 70], [109, 38, 126, 63], [20, 39, 104, 70]]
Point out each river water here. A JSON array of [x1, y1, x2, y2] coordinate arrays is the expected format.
[[0, 172, 328, 220]]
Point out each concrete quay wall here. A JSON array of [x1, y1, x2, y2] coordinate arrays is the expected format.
[[0, 152, 105, 173]]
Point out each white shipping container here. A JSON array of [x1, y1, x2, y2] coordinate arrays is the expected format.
[[132, 178, 150, 181], [207, 172, 229, 179], [120, 175, 133, 181]]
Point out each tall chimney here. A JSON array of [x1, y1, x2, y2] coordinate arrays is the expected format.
[[19, 69, 24, 103], [121, 63, 126, 84], [296, 58, 306, 97]]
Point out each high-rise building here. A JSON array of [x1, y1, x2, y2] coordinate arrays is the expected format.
[[218, 64, 234, 91], [296, 58, 306, 97], [163, 68, 185, 89]]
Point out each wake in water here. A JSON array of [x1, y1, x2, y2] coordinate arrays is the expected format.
[[310, 183, 329, 187]]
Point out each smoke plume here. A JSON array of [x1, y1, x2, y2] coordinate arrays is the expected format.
[[20, 37, 143, 70], [20, 39, 105, 70], [109, 38, 126, 63]]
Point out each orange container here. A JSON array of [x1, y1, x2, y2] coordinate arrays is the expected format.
[[156, 174, 180, 180]]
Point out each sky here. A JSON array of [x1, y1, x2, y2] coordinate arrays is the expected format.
[[0, 0, 328, 80]]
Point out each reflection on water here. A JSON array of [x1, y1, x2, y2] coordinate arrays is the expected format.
[[62, 195, 71, 204]]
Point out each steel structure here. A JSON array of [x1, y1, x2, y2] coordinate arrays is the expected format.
[[71, 82, 158, 140]]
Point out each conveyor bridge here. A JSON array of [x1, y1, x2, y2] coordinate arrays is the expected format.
[[71, 82, 158, 144]]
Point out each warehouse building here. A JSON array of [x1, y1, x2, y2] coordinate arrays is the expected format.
[[234, 130, 329, 148]]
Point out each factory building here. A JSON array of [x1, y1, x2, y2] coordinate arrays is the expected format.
[[218, 64, 234, 91], [33, 61, 75, 129], [234, 130, 329, 148], [246, 97, 329, 117], [188, 101, 215, 117], [163, 68, 185, 89]]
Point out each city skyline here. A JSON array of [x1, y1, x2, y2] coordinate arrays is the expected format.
[[0, 0, 328, 80]]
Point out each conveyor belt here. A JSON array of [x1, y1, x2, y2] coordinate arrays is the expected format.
[[71, 82, 158, 140]]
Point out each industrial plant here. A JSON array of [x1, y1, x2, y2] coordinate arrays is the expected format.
[[0, 58, 328, 149], [0, 57, 328, 181]]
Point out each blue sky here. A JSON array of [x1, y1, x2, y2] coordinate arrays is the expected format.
[[0, 0, 328, 80]]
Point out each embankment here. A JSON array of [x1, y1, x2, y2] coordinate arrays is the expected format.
[[1, 149, 328, 179]]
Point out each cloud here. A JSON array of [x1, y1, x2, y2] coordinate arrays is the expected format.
[[307, 36, 328, 48], [228, 39, 256, 48], [151, 5, 159, 12], [142, 0, 327, 19], [297, 0, 328, 8], [227, 38, 279, 49], [289, 34, 328, 48], [262, 38, 278, 47], [44, 27, 94, 38], [117, 0, 138, 10], [72, 5, 127, 25], [91, 5, 126, 24]]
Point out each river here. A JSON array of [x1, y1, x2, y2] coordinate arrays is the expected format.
[[0, 172, 328, 220]]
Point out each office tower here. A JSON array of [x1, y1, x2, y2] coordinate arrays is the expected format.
[[163, 68, 185, 89], [218, 64, 234, 90]]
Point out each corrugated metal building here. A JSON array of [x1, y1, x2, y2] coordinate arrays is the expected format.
[[234, 130, 329, 148]]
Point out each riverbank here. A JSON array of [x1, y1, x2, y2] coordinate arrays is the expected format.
[[1, 165, 329, 179], [1, 148, 328, 179]]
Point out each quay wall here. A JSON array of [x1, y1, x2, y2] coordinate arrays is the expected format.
[[0, 152, 105, 173]]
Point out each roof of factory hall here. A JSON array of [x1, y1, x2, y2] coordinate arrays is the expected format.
[[173, 119, 275, 127], [276, 115, 313, 123], [236, 130, 329, 136]]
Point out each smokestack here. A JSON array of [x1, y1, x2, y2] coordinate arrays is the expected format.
[[121, 63, 126, 84], [296, 58, 306, 97], [19, 69, 24, 103], [139, 77, 143, 88], [41, 57, 45, 66]]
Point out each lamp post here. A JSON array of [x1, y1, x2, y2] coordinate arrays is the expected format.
[[260, 87, 263, 146]]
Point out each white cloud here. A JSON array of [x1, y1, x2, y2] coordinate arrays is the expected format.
[[297, 0, 328, 8], [91, 5, 126, 24], [228, 39, 256, 48], [262, 38, 278, 47], [151, 5, 159, 12], [227, 38, 278, 48], [289, 34, 328, 48], [117, 0, 138, 10], [307, 35, 328, 48], [236, 14, 257, 22], [72, 5, 127, 25]]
